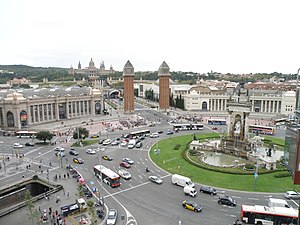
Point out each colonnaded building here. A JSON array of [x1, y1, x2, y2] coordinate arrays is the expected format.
[[134, 79, 296, 118], [0, 87, 103, 131]]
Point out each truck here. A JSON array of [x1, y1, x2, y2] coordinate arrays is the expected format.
[[60, 198, 87, 216], [128, 139, 136, 149], [183, 185, 197, 197], [171, 174, 195, 188], [267, 198, 290, 208]]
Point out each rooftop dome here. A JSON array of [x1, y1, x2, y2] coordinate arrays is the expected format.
[[5, 92, 26, 101]]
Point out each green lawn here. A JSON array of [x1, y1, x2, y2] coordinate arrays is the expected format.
[[150, 133, 300, 192]]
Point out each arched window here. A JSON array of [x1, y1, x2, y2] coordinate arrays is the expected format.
[[95, 102, 101, 114], [202, 101, 208, 110], [7, 111, 14, 127], [20, 110, 27, 126]]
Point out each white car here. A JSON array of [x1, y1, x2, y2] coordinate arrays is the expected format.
[[123, 158, 134, 165], [150, 132, 159, 138], [149, 175, 163, 184], [284, 191, 300, 199], [53, 147, 65, 152], [106, 209, 117, 225], [111, 140, 120, 146], [13, 143, 23, 148], [103, 139, 112, 146], [118, 169, 132, 180], [120, 141, 128, 147], [86, 149, 96, 154]]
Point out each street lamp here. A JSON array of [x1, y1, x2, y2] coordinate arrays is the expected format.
[[98, 147, 106, 209]]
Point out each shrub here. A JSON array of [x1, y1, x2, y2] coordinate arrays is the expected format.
[[274, 172, 291, 178], [32, 175, 39, 180], [244, 164, 255, 170], [189, 149, 198, 156], [174, 144, 181, 150]]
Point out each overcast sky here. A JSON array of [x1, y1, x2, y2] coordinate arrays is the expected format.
[[1, 0, 299, 74]]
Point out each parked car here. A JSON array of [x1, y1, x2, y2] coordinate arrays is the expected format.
[[86, 149, 96, 154], [123, 158, 134, 164], [148, 175, 163, 184], [284, 191, 300, 199], [120, 162, 131, 168], [90, 134, 99, 138], [200, 186, 217, 195], [157, 130, 163, 134], [73, 157, 84, 164], [182, 200, 202, 212], [25, 142, 35, 147], [102, 139, 112, 145], [212, 127, 218, 130], [102, 155, 113, 161], [69, 149, 79, 156], [13, 143, 23, 148], [218, 196, 236, 206], [111, 140, 120, 146], [118, 169, 131, 180], [120, 141, 128, 147], [106, 209, 117, 225], [99, 139, 106, 144]]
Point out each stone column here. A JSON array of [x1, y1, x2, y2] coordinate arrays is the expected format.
[[55, 102, 60, 121], [41, 104, 45, 122], [79, 100, 82, 116], [26, 103, 31, 125], [32, 105, 36, 123], [244, 112, 250, 141], [87, 100, 90, 115], [46, 104, 49, 121], [37, 105, 40, 123], [66, 101, 70, 119], [91, 99, 95, 116]]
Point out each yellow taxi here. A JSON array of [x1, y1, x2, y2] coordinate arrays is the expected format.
[[182, 200, 202, 212]]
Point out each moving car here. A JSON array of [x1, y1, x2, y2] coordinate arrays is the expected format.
[[148, 176, 163, 184], [69, 149, 79, 156], [212, 127, 218, 130], [13, 143, 23, 148], [157, 130, 163, 134], [166, 130, 174, 135], [284, 191, 300, 199], [25, 142, 35, 147], [123, 158, 134, 164], [200, 186, 217, 195], [73, 158, 84, 164], [102, 139, 112, 146], [118, 169, 131, 180], [120, 162, 131, 168], [182, 200, 202, 212], [218, 196, 236, 206], [55, 151, 66, 157], [135, 141, 142, 148], [106, 209, 117, 225], [86, 149, 96, 155], [98, 139, 106, 144], [102, 155, 113, 161], [150, 132, 159, 138], [53, 147, 65, 152], [90, 134, 99, 138]]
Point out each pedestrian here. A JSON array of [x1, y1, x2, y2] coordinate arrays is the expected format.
[[67, 172, 69, 178], [63, 188, 65, 196], [58, 174, 61, 179], [63, 174, 66, 179], [67, 192, 70, 199], [39, 206, 41, 213]]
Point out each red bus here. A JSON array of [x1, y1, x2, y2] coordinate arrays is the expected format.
[[16, 131, 37, 138], [93, 165, 120, 187], [241, 204, 298, 225]]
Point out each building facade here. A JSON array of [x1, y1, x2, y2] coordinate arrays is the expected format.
[[0, 87, 103, 131]]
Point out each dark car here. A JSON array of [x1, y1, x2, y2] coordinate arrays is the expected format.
[[166, 130, 174, 135], [182, 200, 202, 212], [25, 142, 35, 147], [135, 141, 142, 148], [69, 149, 79, 156], [157, 130, 163, 134], [120, 162, 131, 168], [98, 139, 106, 144], [200, 186, 217, 195], [218, 196, 236, 206]]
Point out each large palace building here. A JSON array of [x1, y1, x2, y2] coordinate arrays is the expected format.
[[0, 87, 103, 131]]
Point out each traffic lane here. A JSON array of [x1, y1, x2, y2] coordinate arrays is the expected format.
[[113, 180, 238, 225]]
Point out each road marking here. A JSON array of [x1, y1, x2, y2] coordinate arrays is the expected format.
[[219, 208, 228, 212], [138, 175, 143, 179], [248, 198, 259, 201], [231, 196, 241, 199]]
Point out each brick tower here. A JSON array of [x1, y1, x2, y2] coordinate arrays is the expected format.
[[158, 61, 170, 111], [123, 60, 135, 114]]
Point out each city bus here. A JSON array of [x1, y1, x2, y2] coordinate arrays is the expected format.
[[15, 131, 37, 138], [208, 118, 227, 125], [93, 165, 120, 188], [248, 125, 275, 135], [173, 124, 204, 131], [241, 204, 298, 225], [273, 118, 287, 126], [129, 129, 151, 138]]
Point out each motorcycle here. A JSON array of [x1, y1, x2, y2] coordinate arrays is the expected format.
[[145, 167, 150, 172]]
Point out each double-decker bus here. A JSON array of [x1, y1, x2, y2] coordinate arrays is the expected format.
[[173, 124, 204, 131], [208, 118, 227, 125], [249, 125, 275, 135], [15, 131, 37, 138], [241, 204, 298, 225], [93, 165, 120, 187], [129, 129, 151, 138]]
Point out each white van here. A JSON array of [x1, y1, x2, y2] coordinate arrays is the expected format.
[[171, 174, 195, 188], [128, 140, 136, 149], [268, 198, 290, 208], [183, 186, 197, 197]]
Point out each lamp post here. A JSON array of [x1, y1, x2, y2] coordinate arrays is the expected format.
[[98, 147, 105, 209]]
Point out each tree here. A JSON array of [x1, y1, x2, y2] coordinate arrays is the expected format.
[[36, 131, 53, 143], [87, 200, 97, 225], [73, 127, 89, 140], [25, 190, 39, 225]]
